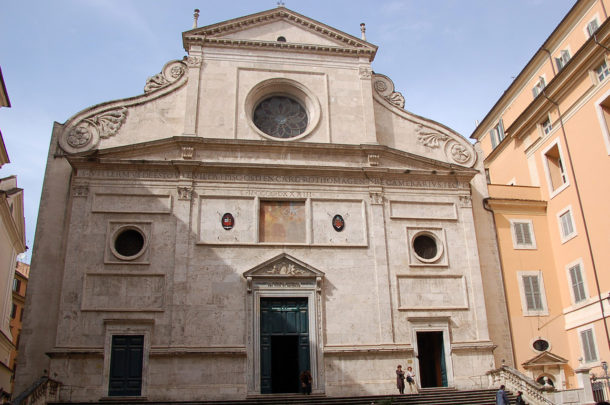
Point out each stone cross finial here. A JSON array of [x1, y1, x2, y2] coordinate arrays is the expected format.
[[360, 23, 366, 41], [193, 9, 200, 29]]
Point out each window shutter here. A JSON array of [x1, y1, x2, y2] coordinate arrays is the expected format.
[[523, 275, 542, 311], [513, 222, 533, 246], [569, 264, 586, 302], [490, 128, 498, 148], [581, 329, 597, 362], [588, 20, 599, 37], [561, 211, 574, 238]]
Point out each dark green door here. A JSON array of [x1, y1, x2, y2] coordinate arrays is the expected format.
[[109, 335, 143, 396], [260, 297, 310, 394]]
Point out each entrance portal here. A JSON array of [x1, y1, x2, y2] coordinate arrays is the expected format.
[[260, 298, 310, 394], [417, 331, 447, 388]]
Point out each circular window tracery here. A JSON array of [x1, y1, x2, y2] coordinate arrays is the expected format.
[[111, 226, 147, 261], [253, 96, 308, 138]]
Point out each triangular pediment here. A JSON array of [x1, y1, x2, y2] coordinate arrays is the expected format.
[[243, 253, 325, 279], [183, 7, 377, 61], [522, 351, 569, 368]]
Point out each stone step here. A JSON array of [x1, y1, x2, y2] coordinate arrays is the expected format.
[[50, 388, 515, 405]]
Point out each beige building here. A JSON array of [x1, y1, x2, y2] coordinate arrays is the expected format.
[[472, 0, 610, 400], [17, 7, 511, 401], [0, 68, 25, 401]]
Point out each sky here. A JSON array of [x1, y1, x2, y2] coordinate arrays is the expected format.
[[0, 0, 577, 262]]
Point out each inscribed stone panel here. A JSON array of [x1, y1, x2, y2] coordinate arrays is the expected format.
[[93, 193, 172, 214], [82, 274, 165, 311], [199, 197, 255, 243], [311, 200, 366, 245], [397, 275, 468, 310], [390, 200, 457, 220]]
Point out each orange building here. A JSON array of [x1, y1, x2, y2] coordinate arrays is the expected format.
[[472, 0, 610, 395], [9, 261, 28, 393]]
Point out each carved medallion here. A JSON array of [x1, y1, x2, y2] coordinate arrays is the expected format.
[[65, 107, 128, 149], [332, 215, 345, 232], [372, 73, 405, 109], [144, 60, 187, 93]]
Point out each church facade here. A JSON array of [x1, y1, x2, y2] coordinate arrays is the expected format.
[[16, 7, 512, 401]]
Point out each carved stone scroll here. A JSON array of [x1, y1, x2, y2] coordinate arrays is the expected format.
[[372, 73, 405, 108], [65, 107, 128, 149], [144, 61, 186, 93]]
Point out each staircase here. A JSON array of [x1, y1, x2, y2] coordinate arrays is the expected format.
[[49, 387, 515, 405]]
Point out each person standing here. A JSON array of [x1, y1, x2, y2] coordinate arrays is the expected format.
[[405, 366, 418, 394], [299, 370, 312, 395], [396, 365, 405, 394], [496, 385, 509, 405], [515, 390, 527, 404]]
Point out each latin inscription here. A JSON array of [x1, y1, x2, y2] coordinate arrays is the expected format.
[[78, 170, 462, 189]]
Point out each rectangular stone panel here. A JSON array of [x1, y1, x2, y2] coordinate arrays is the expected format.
[[311, 200, 367, 245], [199, 197, 256, 243], [92, 193, 172, 214], [390, 200, 457, 220], [82, 274, 165, 311], [397, 275, 468, 310]]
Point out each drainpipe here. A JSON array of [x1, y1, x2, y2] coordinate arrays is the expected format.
[[601, 0, 608, 19], [541, 48, 557, 77], [542, 91, 610, 351], [483, 197, 518, 369]]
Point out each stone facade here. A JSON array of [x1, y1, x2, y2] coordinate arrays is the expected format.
[[16, 7, 511, 401]]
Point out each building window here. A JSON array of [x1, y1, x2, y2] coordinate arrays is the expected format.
[[580, 327, 598, 363], [12, 279, 20, 293], [541, 117, 552, 135], [542, 140, 568, 195], [489, 119, 505, 149], [259, 201, 306, 243], [109, 335, 144, 397], [532, 76, 546, 98], [19, 308, 23, 321], [555, 49, 571, 71], [532, 338, 550, 352], [518, 271, 548, 315], [567, 260, 587, 304], [557, 206, 577, 242], [595, 60, 610, 83], [10, 304, 17, 319], [587, 19, 600, 37], [510, 220, 537, 249]]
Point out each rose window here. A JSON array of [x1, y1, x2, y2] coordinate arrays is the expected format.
[[253, 96, 308, 138]]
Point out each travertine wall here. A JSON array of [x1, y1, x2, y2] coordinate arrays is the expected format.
[[16, 7, 510, 401]]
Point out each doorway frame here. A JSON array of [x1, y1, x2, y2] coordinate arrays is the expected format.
[[409, 316, 454, 388], [243, 253, 325, 395]]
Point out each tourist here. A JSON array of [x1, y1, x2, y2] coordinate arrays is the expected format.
[[496, 385, 509, 405], [396, 365, 405, 394], [405, 366, 418, 394], [300, 370, 312, 395]]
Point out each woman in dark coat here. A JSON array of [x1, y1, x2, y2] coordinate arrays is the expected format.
[[300, 370, 312, 395], [396, 365, 405, 394]]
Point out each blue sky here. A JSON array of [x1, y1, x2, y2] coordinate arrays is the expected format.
[[0, 0, 576, 262]]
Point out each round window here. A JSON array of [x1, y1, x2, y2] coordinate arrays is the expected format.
[[253, 96, 308, 138], [412, 232, 443, 263], [533, 339, 550, 352], [112, 226, 147, 260]]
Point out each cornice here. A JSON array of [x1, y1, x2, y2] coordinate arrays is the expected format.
[[484, 14, 610, 164], [65, 136, 478, 177], [485, 198, 547, 214], [472, 0, 599, 140], [0, 192, 26, 253]]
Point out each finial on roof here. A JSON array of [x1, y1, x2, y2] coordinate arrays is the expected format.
[[360, 23, 366, 41], [193, 9, 200, 29], [277, 0, 285, 7]]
